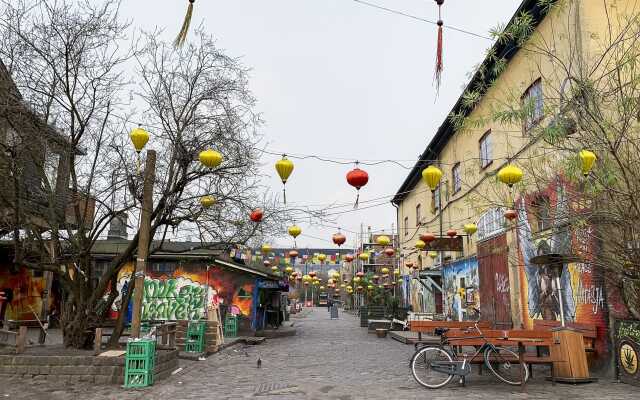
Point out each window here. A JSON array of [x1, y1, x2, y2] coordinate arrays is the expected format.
[[479, 130, 492, 168], [532, 195, 551, 232], [477, 207, 507, 242], [416, 204, 421, 226], [433, 185, 441, 213], [149, 261, 177, 275], [43, 151, 60, 189], [452, 163, 461, 194], [404, 216, 409, 236], [523, 79, 544, 132]]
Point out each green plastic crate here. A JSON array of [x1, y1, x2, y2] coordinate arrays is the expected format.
[[124, 339, 156, 388], [224, 314, 238, 338], [184, 339, 203, 353], [187, 320, 206, 336], [124, 371, 154, 388]]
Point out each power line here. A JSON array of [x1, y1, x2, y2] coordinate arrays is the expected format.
[[351, 0, 493, 41]]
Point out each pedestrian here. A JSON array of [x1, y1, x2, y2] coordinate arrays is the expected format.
[[327, 298, 332, 312]]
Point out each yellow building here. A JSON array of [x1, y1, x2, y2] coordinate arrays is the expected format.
[[392, 0, 635, 342]]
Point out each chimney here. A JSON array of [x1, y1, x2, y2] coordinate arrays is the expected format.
[[107, 212, 128, 240]]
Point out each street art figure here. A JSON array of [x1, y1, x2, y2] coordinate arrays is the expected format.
[[517, 184, 576, 322]]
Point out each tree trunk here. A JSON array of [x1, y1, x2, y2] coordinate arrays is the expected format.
[[107, 274, 135, 348], [61, 297, 95, 349]]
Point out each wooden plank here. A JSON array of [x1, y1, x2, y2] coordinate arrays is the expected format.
[[16, 326, 27, 354]]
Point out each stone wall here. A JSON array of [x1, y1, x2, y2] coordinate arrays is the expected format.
[[0, 349, 178, 385]]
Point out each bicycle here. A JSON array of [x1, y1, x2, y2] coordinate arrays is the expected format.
[[410, 319, 529, 389]]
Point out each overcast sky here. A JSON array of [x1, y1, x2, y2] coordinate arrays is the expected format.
[[120, 0, 519, 249]]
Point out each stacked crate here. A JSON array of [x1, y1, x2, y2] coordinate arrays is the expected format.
[[124, 339, 156, 388], [176, 319, 224, 354], [185, 321, 206, 353], [223, 314, 238, 338]]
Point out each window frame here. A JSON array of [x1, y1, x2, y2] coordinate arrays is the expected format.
[[433, 184, 441, 213], [415, 203, 421, 226], [479, 130, 493, 169], [452, 163, 462, 194], [522, 78, 544, 133], [404, 216, 409, 236]]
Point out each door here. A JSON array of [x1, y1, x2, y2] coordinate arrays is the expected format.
[[477, 234, 512, 329]]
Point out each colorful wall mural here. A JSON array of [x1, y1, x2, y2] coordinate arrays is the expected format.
[[442, 257, 480, 321], [0, 266, 58, 321], [111, 261, 255, 322], [409, 278, 436, 314], [516, 181, 609, 362]]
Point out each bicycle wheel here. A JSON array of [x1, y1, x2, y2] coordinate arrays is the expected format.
[[410, 346, 455, 389], [484, 346, 529, 386]]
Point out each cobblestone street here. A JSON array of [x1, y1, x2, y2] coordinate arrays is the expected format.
[[0, 308, 637, 399]]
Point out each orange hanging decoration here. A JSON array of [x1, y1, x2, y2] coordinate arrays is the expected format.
[[434, 0, 445, 94], [346, 162, 369, 208]]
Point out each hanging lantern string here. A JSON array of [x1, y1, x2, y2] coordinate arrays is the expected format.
[[174, 0, 195, 48], [351, 0, 491, 40], [434, 0, 444, 94]]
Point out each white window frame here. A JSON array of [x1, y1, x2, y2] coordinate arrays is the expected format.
[[479, 130, 492, 169]]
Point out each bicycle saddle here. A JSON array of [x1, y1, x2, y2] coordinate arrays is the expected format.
[[434, 327, 449, 336]]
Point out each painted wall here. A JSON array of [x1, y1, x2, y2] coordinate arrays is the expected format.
[[0, 266, 59, 321], [110, 261, 256, 323], [442, 257, 480, 321], [516, 181, 610, 361]]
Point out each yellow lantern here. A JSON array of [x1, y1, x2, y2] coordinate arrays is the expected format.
[[261, 244, 271, 255], [579, 150, 596, 176], [376, 235, 391, 246], [422, 165, 443, 192], [271, 266, 278, 272], [129, 127, 150, 153], [320, 286, 325, 290], [497, 165, 523, 187], [428, 251, 438, 259], [285, 266, 293, 273], [381, 267, 390, 275], [415, 240, 426, 250], [317, 254, 327, 263], [367, 285, 374, 290], [332, 272, 340, 280], [290, 275, 296, 280], [303, 274, 311, 281], [394, 268, 400, 276], [288, 225, 302, 239], [199, 195, 216, 208], [340, 284, 346, 288], [354, 276, 361, 283], [199, 149, 223, 169], [275, 155, 294, 204], [463, 223, 478, 235], [358, 252, 369, 261]]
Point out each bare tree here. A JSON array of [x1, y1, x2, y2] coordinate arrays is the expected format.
[[0, 0, 284, 348]]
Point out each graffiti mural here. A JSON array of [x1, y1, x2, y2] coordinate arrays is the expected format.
[[516, 180, 609, 360], [111, 262, 256, 322], [410, 278, 436, 314], [442, 257, 480, 321], [0, 266, 57, 321]]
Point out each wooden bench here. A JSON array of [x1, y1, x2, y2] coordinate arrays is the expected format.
[[533, 320, 597, 353], [409, 321, 493, 348], [444, 328, 558, 391]]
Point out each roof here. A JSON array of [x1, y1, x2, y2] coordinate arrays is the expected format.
[[391, 0, 549, 205], [90, 239, 279, 279]]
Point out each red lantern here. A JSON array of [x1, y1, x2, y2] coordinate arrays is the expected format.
[[344, 254, 355, 262], [309, 271, 317, 278], [504, 209, 518, 221], [289, 250, 299, 258], [384, 248, 395, 257], [250, 209, 263, 223], [296, 275, 303, 281], [406, 261, 414, 268], [420, 232, 436, 243], [346, 166, 369, 207], [446, 229, 457, 238], [356, 271, 365, 278], [263, 260, 271, 267], [332, 233, 347, 247]]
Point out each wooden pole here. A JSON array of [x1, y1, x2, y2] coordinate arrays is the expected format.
[[38, 241, 55, 344], [130, 150, 156, 338]]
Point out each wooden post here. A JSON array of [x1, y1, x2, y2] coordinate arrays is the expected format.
[[16, 326, 27, 354], [130, 150, 156, 339], [94, 328, 103, 355]]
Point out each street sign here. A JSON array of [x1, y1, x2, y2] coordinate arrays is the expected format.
[[424, 237, 464, 252]]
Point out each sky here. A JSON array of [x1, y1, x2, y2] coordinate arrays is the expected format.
[[120, 0, 519, 249]]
